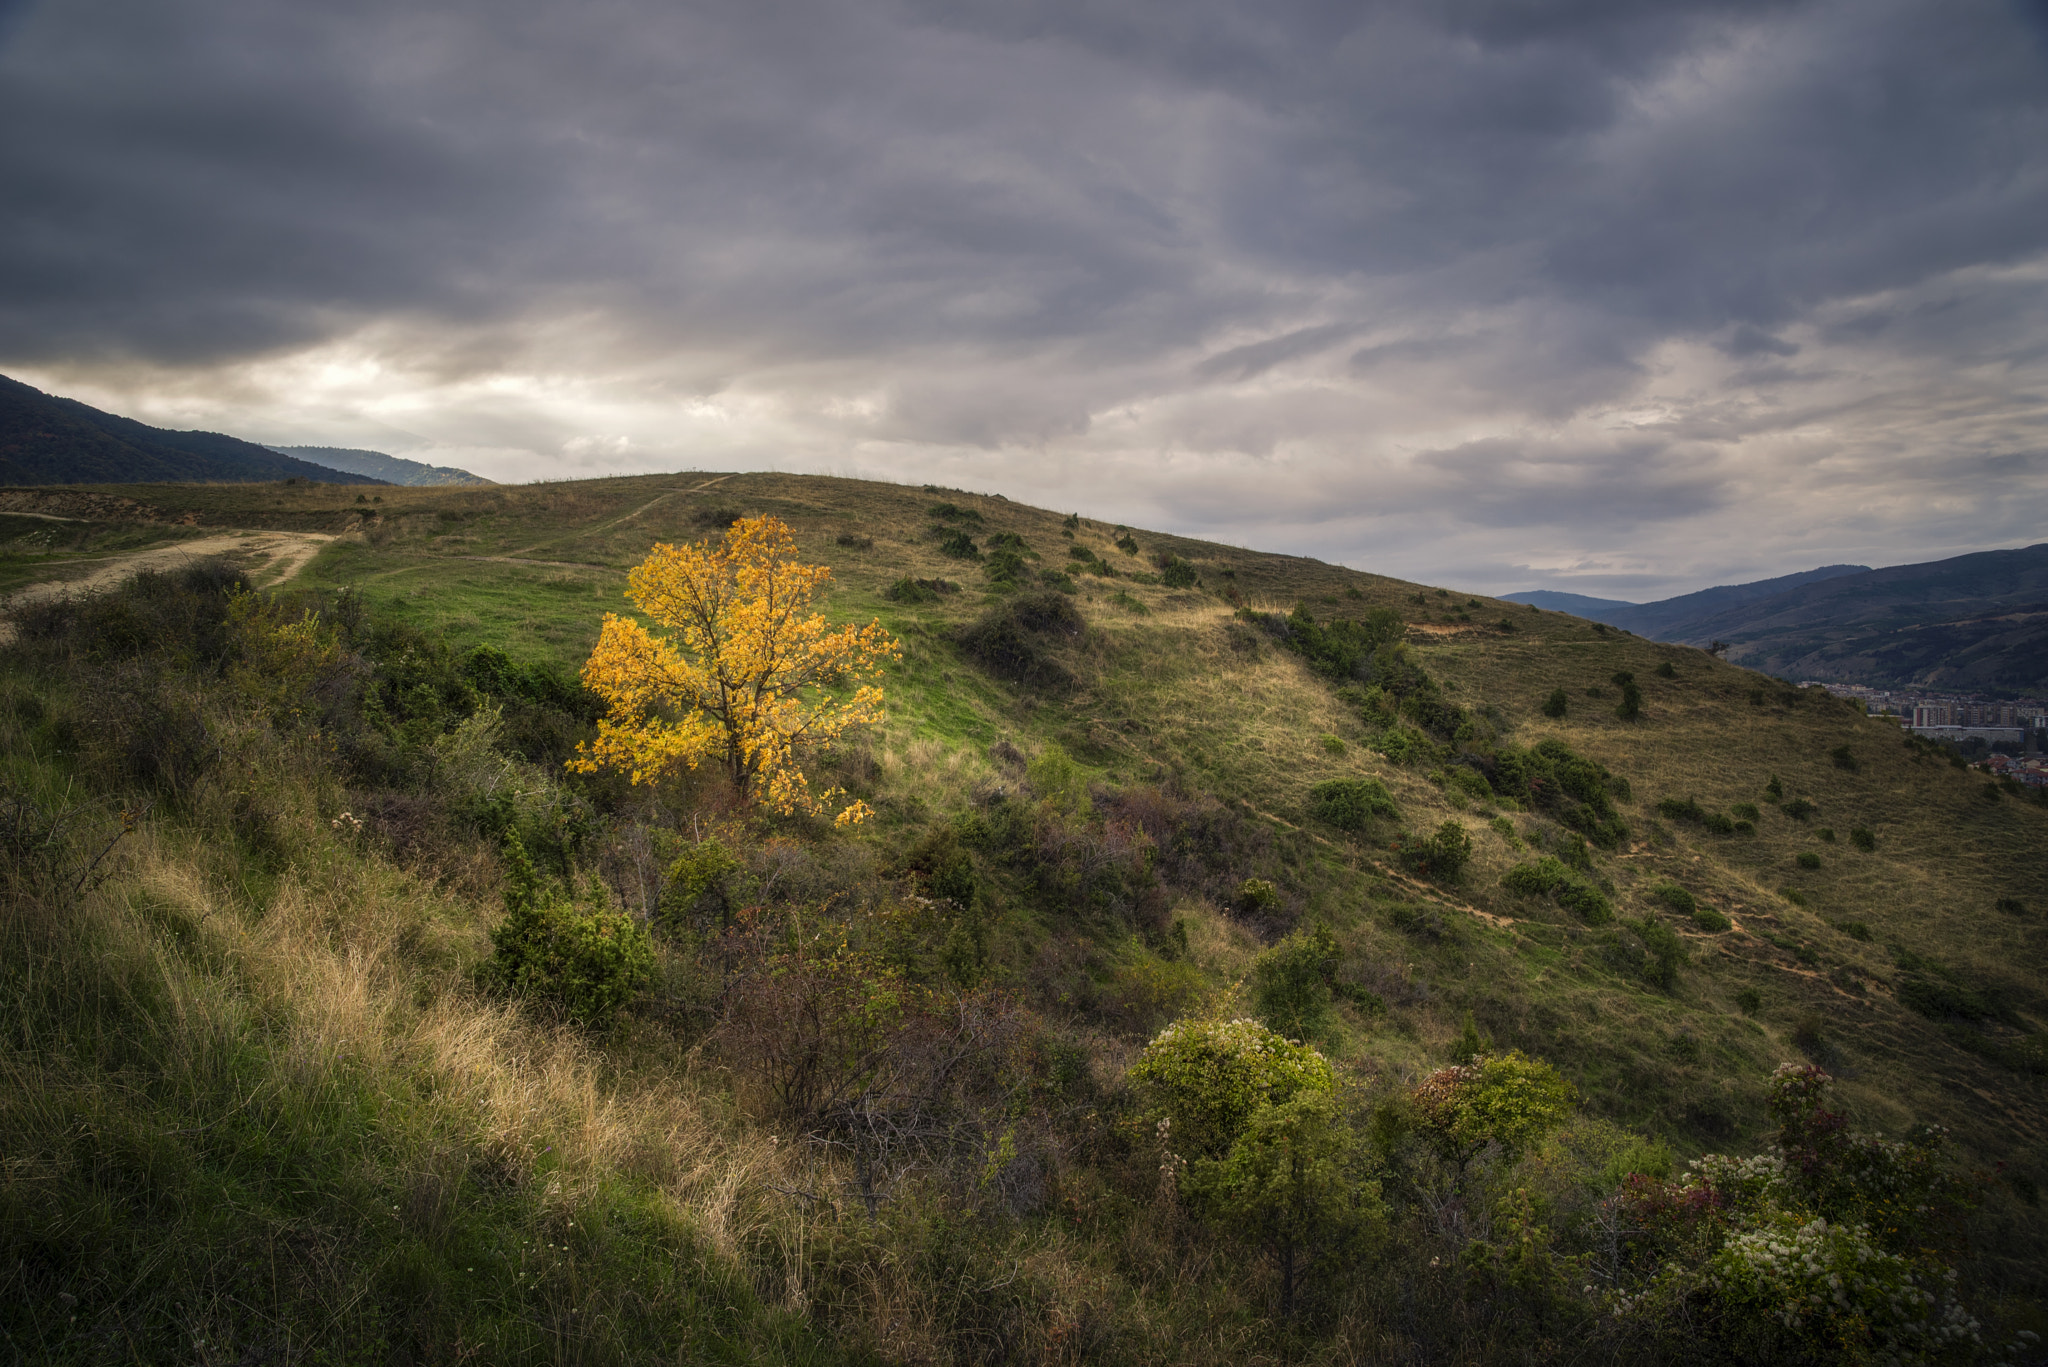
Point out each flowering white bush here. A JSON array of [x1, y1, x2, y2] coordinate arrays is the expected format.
[[1682, 1151, 1790, 1214], [1708, 1215, 1979, 1362]]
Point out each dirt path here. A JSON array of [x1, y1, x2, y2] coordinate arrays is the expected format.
[[1, 530, 335, 642], [511, 474, 732, 558]]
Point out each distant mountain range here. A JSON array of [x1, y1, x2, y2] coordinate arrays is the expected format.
[[265, 446, 490, 487], [0, 373, 384, 487], [1507, 549, 2048, 691]]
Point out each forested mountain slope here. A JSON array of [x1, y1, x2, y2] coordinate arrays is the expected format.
[[0, 373, 383, 486]]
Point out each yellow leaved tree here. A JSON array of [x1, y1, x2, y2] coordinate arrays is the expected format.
[[570, 516, 899, 824]]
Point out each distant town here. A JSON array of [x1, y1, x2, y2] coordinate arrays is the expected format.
[[1809, 682, 2048, 785]]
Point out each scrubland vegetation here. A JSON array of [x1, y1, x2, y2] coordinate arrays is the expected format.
[[2, 472, 2045, 1364]]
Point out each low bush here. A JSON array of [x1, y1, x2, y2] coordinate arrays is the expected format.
[[1658, 795, 1705, 823], [1629, 917, 1687, 990], [1157, 554, 1200, 588], [1542, 687, 1568, 718], [1850, 825, 1876, 851], [1237, 877, 1281, 918], [937, 529, 981, 559], [954, 591, 1083, 692], [1129, 1017, 1334, 1159], [1650, 881, 1696, 913], [486, 837, 655, 1029], [1784, 796, 1816, 820], [1391, 820, 1472, 882], [1250, 922, 1341, 1040], [886, 576, 958, 603], [1732, 802, 1760, 822], [1796, 851, 1822, 870], [834, 532, 874, 549], [1308, 777, 1398, 831], [1692, 906, 1732, 932], [1501, 856, 1613, 924], [1830, 744, 1860, 772]]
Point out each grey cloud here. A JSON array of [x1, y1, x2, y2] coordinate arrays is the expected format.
[[0, 0, 2045, 599], [1195, 324, 1357, 381], [1722, 325, 1799, 358]]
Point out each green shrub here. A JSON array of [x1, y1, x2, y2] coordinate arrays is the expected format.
[[487, 837, 654, 1029], [834, 532, 873, 549], [1251, 923, 1340, 1040], [1704, 811, 1735, 834], [885, 576, 957, 604], [1158, 555, 1200, 588], [1442, 765, 1493, 804], [658, 838, 746, 933], [1654, 661, 1676, 678], [1501, 856, 1612, 924], [1736, 987, 1762, 1014], [1629, 917, 1687, 990], [1849, 826, 1875, 851], [1784, 797, 1816, 820], [1692, 906, 1732, 932], [1997, 896, 2028, 916], [1796, 851, 1822, 870], [927, 501, 984, 525], [1650, 881, 1696, 914], [1484, 738, 1629, 847], [1658, 795, 1705, 823], [1764, 774, 1784, 801], [1542, 687, 1568, 718], [1392, 820, 1472, 882], [1615, 679, 1643, 720], [1817, 826, 1835, 842], [983, 546, 1030, 588], [1732, 802, 1760, 822], [1130, 1017, 1335, 1158], [1411, 1050, 1576, 1166], [1374, 725, 1434, 766], [954, 591, 1082, 692], [1237, 877, 1281, 918], [937, 529, 980, 559], [1308, 777, 1398, 831], [1318, 734, 1345, 755], [1830, 744, 1860, 771], [1834, 920, 1871, 941], [1781, 888, 1809, 907]]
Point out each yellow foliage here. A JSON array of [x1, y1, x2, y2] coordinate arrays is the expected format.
[[570, 516, 899, 822]]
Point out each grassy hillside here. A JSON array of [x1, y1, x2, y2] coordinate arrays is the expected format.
[[3, 471, 2044, 1364]]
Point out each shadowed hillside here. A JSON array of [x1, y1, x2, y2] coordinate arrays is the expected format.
[[3, 471, 2043, 1364], [0, 373, 384, 486]]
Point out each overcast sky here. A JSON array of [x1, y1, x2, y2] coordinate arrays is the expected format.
[[3, 0, 2046, 597]]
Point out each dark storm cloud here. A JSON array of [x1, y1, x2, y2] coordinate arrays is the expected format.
[[1, 0, 2045, 594]]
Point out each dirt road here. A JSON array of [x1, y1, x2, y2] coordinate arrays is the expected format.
[[1, 530, 335, 642]]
